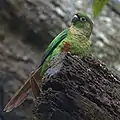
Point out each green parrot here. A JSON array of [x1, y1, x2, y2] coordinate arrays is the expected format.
[[4, 12, 93, 112]]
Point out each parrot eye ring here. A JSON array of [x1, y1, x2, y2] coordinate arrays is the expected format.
[[80, 17, 87, 22]]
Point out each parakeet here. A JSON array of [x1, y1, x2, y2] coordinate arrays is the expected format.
[[4, 12, 93, 112]]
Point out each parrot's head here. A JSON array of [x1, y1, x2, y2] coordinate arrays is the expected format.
[[71, 12, 93, 38]]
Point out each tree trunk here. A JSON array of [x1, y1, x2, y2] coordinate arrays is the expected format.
[[0, 0, 120, 72], [0, 0, 86, 47], [33, 53, 120, 120], [0, 0, 120, 120]]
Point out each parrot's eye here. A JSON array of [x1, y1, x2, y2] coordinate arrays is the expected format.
[[72, 14, 79, 23], [80, 17, 87, 22]]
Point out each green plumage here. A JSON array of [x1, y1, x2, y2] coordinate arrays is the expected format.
[[3, 12, 93, 112], [40, 13, 93, 75]]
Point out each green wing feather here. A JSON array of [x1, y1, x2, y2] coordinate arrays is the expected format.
[[39, 28, 68, 67]]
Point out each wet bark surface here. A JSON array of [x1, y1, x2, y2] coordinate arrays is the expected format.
[[0, 0, 120, 120], [32, 53, 120, 120]]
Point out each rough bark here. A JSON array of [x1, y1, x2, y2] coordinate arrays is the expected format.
[[0, 0, 86, 120], [0, 0, 120, 73], [0, 0, 120, 120], [0, 0, 82, 47], [32, 53, 120, 120]]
